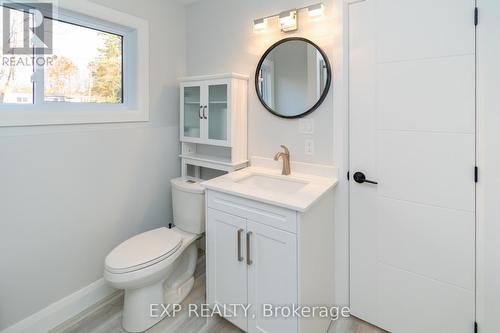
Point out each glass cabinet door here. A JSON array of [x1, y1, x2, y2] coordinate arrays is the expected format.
[[183, 86, 202, 139], [207, 84, 228, 142]]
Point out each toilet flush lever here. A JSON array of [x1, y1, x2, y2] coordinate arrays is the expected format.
[[237, 229, 244, 262]]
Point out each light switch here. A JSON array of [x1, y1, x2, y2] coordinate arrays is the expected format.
[[299, 119, 314, 134]]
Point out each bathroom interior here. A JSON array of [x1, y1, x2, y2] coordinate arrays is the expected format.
[[1, 0, 499, 332]]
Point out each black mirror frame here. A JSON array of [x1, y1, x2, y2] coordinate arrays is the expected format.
[[255, 37, 332, 119]]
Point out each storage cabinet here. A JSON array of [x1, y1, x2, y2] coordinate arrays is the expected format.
[[179, 73, 249, 178], [181, 80, 229, 145], [180, 74, 247, 147], [206, 189, 334, 333]]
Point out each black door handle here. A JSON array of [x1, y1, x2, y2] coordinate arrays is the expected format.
[[353, 172, 378, 185]]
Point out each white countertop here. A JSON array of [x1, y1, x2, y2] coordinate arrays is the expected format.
[[201, 162, 338, 212]]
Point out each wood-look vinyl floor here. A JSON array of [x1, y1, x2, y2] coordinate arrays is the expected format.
[[53, 252, 386, 333]]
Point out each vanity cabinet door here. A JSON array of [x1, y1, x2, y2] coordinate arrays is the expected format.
[[246, 220, 298, 333], [206, 208, 248, 331]]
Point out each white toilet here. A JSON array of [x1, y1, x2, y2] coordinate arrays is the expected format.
[[104, 177, 205, 332]]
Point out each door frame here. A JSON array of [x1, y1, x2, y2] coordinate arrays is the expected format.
[[341, 0, 478, 327]]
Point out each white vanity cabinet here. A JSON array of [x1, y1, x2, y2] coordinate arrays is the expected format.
[[205, 189, 334, 333]]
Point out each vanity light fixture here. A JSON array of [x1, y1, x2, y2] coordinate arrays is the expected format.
[[252, 3, 324, 34], [253, 18, 268, 32], [307, 3, 324, 17], [279, 10, 298, 32]]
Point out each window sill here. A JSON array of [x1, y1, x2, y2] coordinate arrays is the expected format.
[[0, 106, 149, 127]]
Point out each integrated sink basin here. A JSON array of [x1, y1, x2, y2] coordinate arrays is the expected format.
[[235, 173, 308, 194], [201, 158, 338, 212]]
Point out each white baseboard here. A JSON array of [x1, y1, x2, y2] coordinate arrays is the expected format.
[[1, 278, 116, 333]]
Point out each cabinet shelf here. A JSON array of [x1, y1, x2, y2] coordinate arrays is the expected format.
[[179, 153, 248, 168]]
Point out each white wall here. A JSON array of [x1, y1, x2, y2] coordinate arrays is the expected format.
[[185, 0, 340, 165], [0, 0, 185, 329], [185, 0, 349, 307], [476, 1, 500, 332]]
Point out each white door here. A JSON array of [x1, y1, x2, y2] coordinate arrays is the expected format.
[[349, 1, 476, 332], [206, 208, 248, 331], [247, 221, 298, 333]]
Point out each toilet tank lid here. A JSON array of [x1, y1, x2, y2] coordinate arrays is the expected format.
[[171, 177, 205, 194]]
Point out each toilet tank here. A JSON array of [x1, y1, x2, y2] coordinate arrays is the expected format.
[[170, 177, 205, 234]]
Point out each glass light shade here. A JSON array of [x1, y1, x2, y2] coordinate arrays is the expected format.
[[253, 18, 267, 32], [308, 3, 324, 17], [279, 10, 298, 32]]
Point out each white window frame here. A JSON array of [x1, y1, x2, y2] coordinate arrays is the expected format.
[[0, 0, 149, 127]]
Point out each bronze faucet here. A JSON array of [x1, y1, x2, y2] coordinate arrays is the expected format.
[[274, 145, 291, 175]]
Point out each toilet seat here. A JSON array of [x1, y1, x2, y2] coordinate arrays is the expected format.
[[105, 228, 182, 274]]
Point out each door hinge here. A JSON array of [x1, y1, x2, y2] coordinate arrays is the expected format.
[[474, 321, 478, 333], [474, 7, 479, 26], [475, 166, 479, 183]]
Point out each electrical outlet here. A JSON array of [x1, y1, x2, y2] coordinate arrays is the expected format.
[[305, 139, 314, 155], [299, 119, 314, 134]]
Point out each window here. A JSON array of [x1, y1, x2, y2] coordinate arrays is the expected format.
[[0, 1, 149, 126], [0, 7, 34, 104], [44, 18, 123, 104]]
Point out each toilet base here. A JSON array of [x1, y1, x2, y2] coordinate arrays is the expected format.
[[122, 280, 164, 332], [120, 277, 196, 333], [165, 276, 195, 305], [117, 242, 199, 332]]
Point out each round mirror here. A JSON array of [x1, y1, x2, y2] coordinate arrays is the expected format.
[[255, 37, 332, 119]]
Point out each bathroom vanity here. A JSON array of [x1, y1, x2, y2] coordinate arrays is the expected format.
[[202, 158, 337, 333]]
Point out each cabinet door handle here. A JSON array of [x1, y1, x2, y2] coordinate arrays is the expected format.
[[203, 106, 208, 119], [237, 229, 244, 262], [246, 232, 253, 266], [199, 106, 203, 119]]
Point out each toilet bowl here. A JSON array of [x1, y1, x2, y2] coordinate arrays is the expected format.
[[104, 178, 205, 332]]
